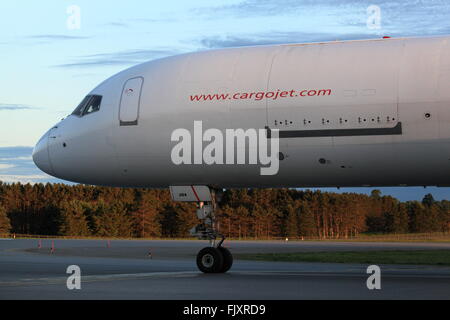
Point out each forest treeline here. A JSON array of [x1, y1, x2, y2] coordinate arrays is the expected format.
[[0, 182, 449, 239]]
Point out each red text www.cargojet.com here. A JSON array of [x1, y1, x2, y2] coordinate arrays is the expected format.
[[189, 88, 332, 102]]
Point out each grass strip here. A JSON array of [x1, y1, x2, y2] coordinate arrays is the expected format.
[[237, 250, 450, 265]]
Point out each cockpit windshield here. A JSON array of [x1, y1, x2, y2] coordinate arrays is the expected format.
[[71, 95, 103, 117]]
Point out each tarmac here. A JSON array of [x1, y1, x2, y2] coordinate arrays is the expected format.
[[0, 238, 449, 299]]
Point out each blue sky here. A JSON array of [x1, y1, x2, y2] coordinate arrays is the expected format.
[[1, 0, 450, 200]]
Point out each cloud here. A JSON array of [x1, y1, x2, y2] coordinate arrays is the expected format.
[[55, 48, 182, 68], [0, 174, 50, 184], [105, 22, 129, 28], [196, 0, 357, 18], [0, 156, 32, 161], [197, 0, 450, 38], [22, 34, 91, 46], [200, 31, 378, 49], [0, 147, 35, 173], [0, 147, 34, 158], [0, 104, 36, 111], [132, 17, 177, 23], [0, 147, 67, 185], [26, 34, 90, 41], [203, 0, 450, 17], [0, 164, 15, 170]]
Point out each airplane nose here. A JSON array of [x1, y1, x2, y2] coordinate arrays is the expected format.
[[32, 133, 54, 176]]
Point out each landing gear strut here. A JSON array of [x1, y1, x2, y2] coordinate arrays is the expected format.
[[169, 186, 233, 273]]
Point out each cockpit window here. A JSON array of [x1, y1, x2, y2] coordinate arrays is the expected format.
[[71, 95, 103, 117], [72, 96, 91, 116], [82, 95, 102, 115]]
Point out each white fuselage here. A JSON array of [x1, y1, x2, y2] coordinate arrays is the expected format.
[[33, 36, 450, 189]]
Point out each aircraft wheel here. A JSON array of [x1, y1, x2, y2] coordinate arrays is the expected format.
[[218, 246, 233, 273], [196, 247, 224, 273]]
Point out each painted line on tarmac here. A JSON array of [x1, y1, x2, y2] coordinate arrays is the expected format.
[[0, 271, 201, 287], [2, 268, 450, 288]]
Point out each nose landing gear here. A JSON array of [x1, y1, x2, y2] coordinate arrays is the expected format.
[[169, 186, 233, 273], [191, 190, 233, 273]]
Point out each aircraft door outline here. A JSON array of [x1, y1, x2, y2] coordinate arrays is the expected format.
[[119, 76, 144, 126]]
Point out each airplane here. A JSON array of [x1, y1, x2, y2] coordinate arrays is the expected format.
[[33, 35, 450, 273]]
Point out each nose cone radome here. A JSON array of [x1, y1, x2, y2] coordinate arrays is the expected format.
[[32, 134, 54, 176]]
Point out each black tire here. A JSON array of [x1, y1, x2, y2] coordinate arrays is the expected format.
[[196, 247, 224, 273], [218, 247, 233, 273]]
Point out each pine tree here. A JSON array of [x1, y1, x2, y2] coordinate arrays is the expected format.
[[384, 203, 409, 233], [298, 203, 316, 237], [58, 200, 91, 236], [285, 205, 298, 238], [94, 201, 134, 237], [132, 197, 162, 238], [0, 205, 11, 234], [370, 189, 382, 199], [422, 193, 435, 207]]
